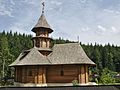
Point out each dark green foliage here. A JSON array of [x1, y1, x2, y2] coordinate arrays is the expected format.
[[82, 43, 120, 72], [0, 31, 33, 83], [99, 68, 117, 85]]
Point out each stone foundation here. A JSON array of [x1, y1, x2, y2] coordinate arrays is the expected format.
[[14, 82, 97, 87]]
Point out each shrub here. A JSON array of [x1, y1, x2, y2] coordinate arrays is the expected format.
[[72, 79, 79, 86]]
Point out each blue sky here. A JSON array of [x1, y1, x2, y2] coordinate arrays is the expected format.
[[0, 0, 120, 45]]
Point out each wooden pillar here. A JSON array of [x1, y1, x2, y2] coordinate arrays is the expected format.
[[20, 67, 22, 82], [37, 66, 39, 84], [42, 67, 46, 83], [17, 67, 19, 82], [15, 67, 17, 82], [33, 39, 36, 47], [85, 65, 89, 83], [18, 67, 20, 82], [43, 67, 46, 83], [16, 67, 18, 82], [35, 66, 38, 84], [38, 67, 42, 84], [22, 67, 24, 83], [84, 65, 86, 83], [47, 40, 50, 48], [81, 65, 85, 84], [78, 66, 81, 84]]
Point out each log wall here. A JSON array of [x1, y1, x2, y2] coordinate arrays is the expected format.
[[15, 66, 46, 84], [47, 65, 78, 83], [15, 65, 89, 84]]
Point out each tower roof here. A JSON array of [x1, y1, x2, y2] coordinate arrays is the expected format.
[[32, 14, 53, 33]]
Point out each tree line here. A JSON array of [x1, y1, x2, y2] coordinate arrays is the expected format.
[[0, 31, 120, 84]]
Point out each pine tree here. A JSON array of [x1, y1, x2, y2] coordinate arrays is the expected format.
[[0, 34, 14, 77]]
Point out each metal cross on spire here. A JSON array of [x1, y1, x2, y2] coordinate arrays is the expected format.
[[42, 0, 45, 14]]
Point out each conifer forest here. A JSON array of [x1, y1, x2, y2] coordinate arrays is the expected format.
[[0, 31, 120, 85]]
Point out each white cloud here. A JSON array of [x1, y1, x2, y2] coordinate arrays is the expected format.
[[50, 1, 62, 6], [0, 1, 14, 17], [98, 25, 106, 32], [81, 27, 90, 32], [104, 9, 120, 15], [111, 26, 117, 32], [10, 0, 15, 5], [20, 0, 38, 5], [79, 0, 87, 3], [9, 22, 33, 35], [110, 26, 120, 34], [0, 10, 13, 17]]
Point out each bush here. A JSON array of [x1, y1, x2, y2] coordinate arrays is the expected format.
[[72, 79, 79, 86], [99, 68, 116, 85]]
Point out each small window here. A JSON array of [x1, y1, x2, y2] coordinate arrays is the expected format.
[[45, 39, 48, 47], [36, 39, 40, 47], [61, 68, 64, 76]]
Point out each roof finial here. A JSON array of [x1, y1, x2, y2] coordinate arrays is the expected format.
[[77, 36, 80, 43], [42, 0, 45, 14]]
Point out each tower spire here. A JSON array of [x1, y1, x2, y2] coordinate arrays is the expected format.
[[31, 0, 53, 50], [42, 0, 45, 14]]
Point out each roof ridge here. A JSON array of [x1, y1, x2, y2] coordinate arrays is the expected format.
[[55, 43, 79, 46]]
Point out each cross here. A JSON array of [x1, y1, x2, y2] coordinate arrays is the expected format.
[[42, 1, 45, 13]]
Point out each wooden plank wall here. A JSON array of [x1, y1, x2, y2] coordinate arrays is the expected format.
[[15, 66, 46, 84], [15, 65, 89, 84], [47, 65, 78, 83]]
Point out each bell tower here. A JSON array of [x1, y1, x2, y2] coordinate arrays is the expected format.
[[31, 1, 53, 56]]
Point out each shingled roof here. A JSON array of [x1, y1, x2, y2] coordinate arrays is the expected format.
[[48, 43, 95, 65], [10, 47, 51, 66], [32, 14, 53, 33], [10, 43, 95, 66]]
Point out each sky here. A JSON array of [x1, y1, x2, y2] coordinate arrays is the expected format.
[[0, 0, 120, 45]]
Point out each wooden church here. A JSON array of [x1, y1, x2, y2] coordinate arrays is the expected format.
[[10, 2, 95, 87]]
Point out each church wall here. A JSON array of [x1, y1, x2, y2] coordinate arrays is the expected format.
[[15, 65, 89, 84], [46, 65, 78, 83], [15, 67, 22, 82], [15, 66, 46, 84]]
